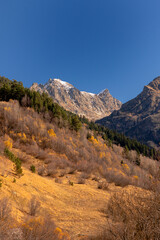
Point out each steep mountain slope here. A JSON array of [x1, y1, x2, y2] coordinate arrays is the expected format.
[[97, 77, 160, 147], [30, 78, 122, 120]]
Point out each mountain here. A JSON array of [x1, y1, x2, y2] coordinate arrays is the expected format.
[[30, 78, 122, 120], [97, 77, 160, 147]]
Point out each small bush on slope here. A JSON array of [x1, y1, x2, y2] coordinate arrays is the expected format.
[[28, 196, 41, 216], [30, 165, 36, 173], [4, 147, 22, 176], [0, 197, 12, 240], [21, 216, 70, 240], [0, 196, 70, 240]]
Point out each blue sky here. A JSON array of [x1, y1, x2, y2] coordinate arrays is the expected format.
[[0, 0, 160, 103]]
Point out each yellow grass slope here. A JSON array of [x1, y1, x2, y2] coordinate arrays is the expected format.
[[0, 154, 112, 239], [0, 153, 149, 240]]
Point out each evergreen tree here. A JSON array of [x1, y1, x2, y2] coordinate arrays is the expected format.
[[135, 152, 141, 166], [70, 115, 82, 132], [122, 145, 130, 160]]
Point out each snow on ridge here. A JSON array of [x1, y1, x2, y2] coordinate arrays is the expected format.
[[88, 92, 96, 97], [81, 91, 96, 97], [54, 79, 73, 89], [46, 78, 74, 92], [47, 78, 97, 96]]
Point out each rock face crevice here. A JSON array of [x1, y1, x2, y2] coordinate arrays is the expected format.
[[30, 78, 122, 120], [97, 77, 160, 147]]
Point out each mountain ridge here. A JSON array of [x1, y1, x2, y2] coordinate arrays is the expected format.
[[30, 78, 122, 120], [97, 77, 160, 147]]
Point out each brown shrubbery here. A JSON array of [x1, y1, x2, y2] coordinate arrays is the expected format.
[[97, 181, 109, 190], [28, 196, 41, 216], [0, 195, 70, 240], [21, 215, 56, 240], [0, 100, 160, 191], [0, 197, 11, 221], [0, 197, 13, 239], [89, 190, 160, 240], [108, 191, 160, 240]]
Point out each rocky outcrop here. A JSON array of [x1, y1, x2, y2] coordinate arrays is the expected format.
[[30, 78, 122, 120], [97, 77, 160, 147]]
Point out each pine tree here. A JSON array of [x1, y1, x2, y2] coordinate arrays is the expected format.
[[135, 152, 141, 166], [70, 115, 82, 132], [122, 145, 130, 160]]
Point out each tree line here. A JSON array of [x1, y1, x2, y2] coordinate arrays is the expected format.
[[80, 116, 160, 161]]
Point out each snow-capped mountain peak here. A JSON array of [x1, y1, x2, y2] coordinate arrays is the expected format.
[[46, 78, 74, 92], [30, 78, 122, 120]]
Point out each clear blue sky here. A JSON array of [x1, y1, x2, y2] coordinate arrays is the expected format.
[[0, 0, 160, 103]]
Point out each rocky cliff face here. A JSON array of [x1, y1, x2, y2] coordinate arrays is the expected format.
[[30, 78, 122, 120], [97, 77, 160, 147]]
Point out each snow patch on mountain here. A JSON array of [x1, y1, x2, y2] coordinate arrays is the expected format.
[[81, 91, 96, 97]]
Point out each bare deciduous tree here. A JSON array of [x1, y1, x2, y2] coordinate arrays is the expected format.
[[28, 196, 41, 216]]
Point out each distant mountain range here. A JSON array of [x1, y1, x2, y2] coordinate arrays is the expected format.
[[30, 78, 122, 120], [30, 77, 160, 148], [97, 77, 160, 148]]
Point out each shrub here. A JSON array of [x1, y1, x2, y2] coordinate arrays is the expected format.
[[77, 177, 85, 184], [21, 215, 70, 240], [28, 196, 41, 216], [21, 215, 57, 240], [70, 115, 82, 132], [104, 191, 160, 240], [88, 191, 160, 240], [80, 172, 90, 179], [4, 147, 23, 176], [0, 197, 11, 221], [68, 180, 74, 186], [68, 167, 76, 174], [87, 132, 92, 139], [55, 178, 62, 184], [37, 166, 45, 176], [0, 179, 2, 188], [48, 129, 56, 137], [4, 136, 13, 149], [98, 181, 109, 190], [47, 165, 57, 178], [122, 145, 130, 160], [92, 176, 100, 182], [30, 165, 36, 173], [104, 168, 131, 187], [134, 152, 141, 166], [12, 178, 16, 183], [88, 231, 109, 240]]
